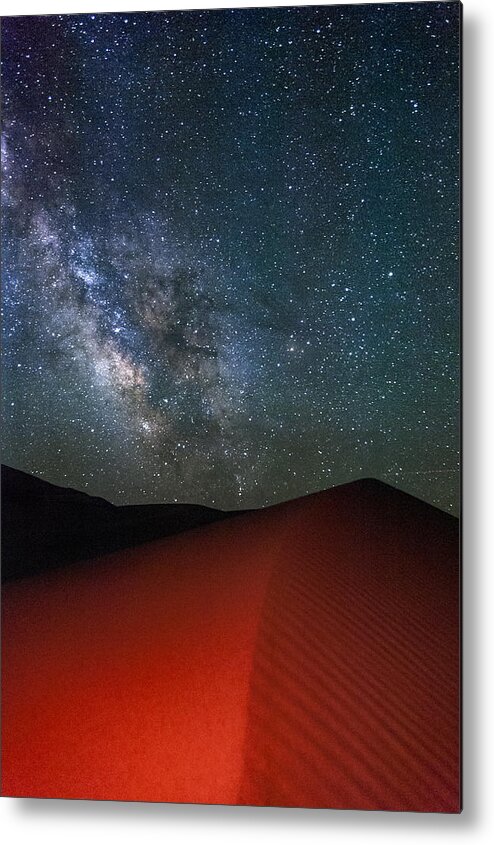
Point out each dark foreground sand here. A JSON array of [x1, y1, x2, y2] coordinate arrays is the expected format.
[[1, 480, 460, 811]]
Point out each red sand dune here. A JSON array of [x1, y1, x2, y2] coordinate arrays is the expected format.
[[1, 479, 460, 811]]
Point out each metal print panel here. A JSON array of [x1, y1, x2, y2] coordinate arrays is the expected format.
[[1, 3, 461, 811]]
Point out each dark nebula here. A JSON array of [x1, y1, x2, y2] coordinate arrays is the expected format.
[[1, 4, 460, 511]]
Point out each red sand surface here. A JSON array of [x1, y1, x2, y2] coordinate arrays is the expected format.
[[1, 480, 460, 811]]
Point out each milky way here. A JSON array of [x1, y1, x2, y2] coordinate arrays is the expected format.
[[1, 4, 460, 511]]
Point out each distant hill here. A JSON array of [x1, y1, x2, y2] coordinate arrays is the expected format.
[[1, 464, 242, 580]]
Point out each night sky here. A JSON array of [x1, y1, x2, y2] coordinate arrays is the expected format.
[[1, 3, 460, 513]]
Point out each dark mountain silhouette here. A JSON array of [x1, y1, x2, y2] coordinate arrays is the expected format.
[[1, 464, 243, 580]]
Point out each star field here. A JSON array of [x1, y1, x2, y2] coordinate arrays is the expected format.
[[1, 3, 460, 512]]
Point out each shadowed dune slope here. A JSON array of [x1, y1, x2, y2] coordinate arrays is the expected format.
[[1, 479, 460, 811]]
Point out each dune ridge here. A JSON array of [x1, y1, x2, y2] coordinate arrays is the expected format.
[[237, 482, 459, 811]]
